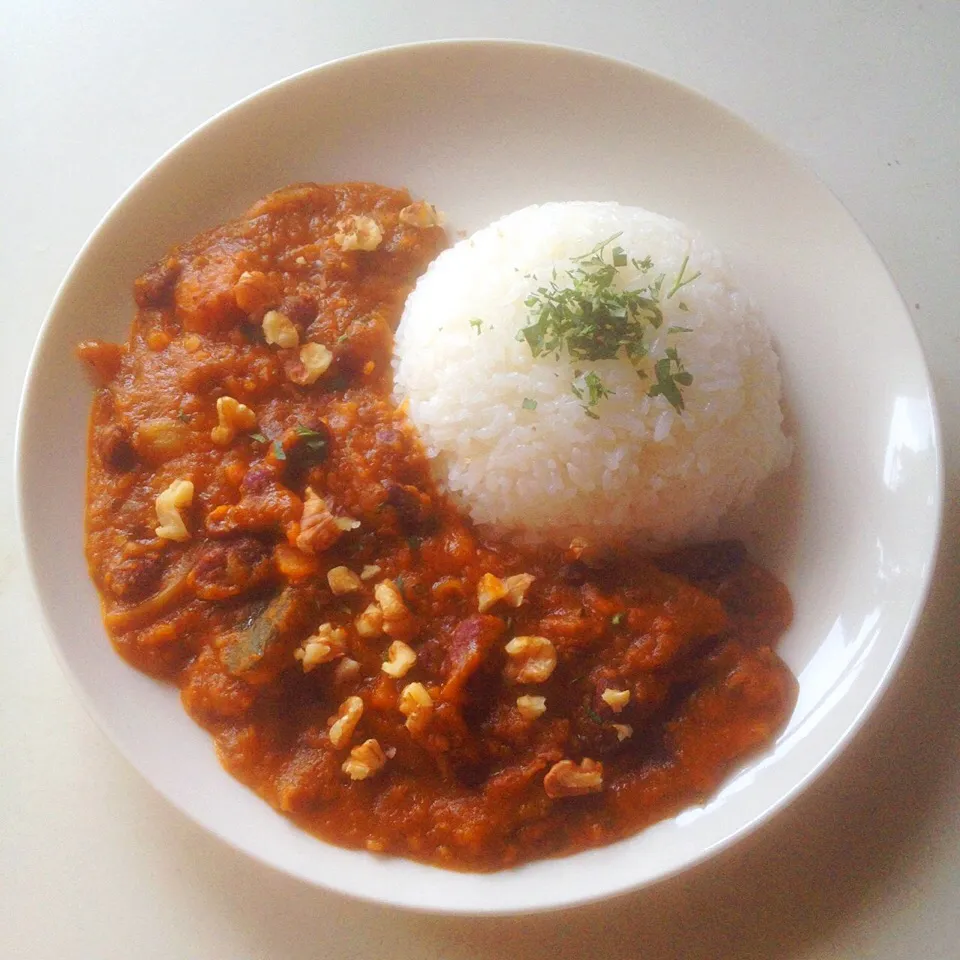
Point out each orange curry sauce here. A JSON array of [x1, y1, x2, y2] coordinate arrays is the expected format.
[[79, 182, 797, 871]]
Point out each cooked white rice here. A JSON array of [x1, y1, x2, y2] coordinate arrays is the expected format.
[[393, 201, 790, 547]]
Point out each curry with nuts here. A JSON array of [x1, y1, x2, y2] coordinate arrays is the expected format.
[[80, 182, 797, 870]]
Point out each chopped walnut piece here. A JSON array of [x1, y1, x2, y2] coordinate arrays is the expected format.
[[155, 479, 194, 541], [516, 695, 546, 720], [504, 573, 535, 607], [342, 738, 387, 780], [477, 573, 508, 613], [398, 682, 433, 733], [334, 215, 382, 252], [327, 565, 362, 595], [398, 201, 443, 228], [504, 635, 557, 684], [612, 723, 633, 742], [328, 695, 364, 749], [601, 688, 631, 713], [262, 309, 300, 348], [543, 758, 604, 799], [210, 395, 257, 446], [295, 488, 343, 554], [294, 623, 348, 672], [374, 580, 415, 641], [355, 603, 384, 639], [360, 564, 381, 581], [567, 537, 589, 560], [292, 342, 333, 385], [478, 572, 535, 612], [381, 640, 416, 679], [374, 580, 405, 618], [333, 657, 361, 684]]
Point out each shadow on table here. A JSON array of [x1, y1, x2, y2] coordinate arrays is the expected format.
[[146, 498, 960, 960]]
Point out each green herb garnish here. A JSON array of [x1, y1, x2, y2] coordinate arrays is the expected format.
[[665, 254, 701, 299], [271, 439, 286, 461], [249, 432, 268, 444], [517, 235, 696, 415], [648, 348, 693, 412], [571, 370, 614, 420], [469, 318, 484, 336], [611, 612, 624, 626], [521, 397, 538, 411], [325, 373, 349, 393], [176, 411, 191, 423], [585, 706, 604, 725], [293, 425, 328, 461]]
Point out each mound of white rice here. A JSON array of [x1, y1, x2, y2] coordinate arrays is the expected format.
[[394, 201, 790, 548]]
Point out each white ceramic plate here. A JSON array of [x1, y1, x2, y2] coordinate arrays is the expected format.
[[17, 40, 942, 914]]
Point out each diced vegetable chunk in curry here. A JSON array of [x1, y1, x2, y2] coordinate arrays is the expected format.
[[81, 182, 797, 871]]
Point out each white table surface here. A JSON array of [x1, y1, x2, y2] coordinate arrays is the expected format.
[[3, 2, 958, 957]]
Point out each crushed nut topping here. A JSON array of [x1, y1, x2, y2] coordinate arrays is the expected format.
[[612, 723, 633, 742], [374, 579, 414, 640], [477, 573, 508, 613], [327, 565, 362, 595], [398, 682, 433, 733], [328, 695, 364, 749], [295, 488, 344, 554], [398, 201, 442, 228], [355, 602, 384, 639], [334, 215, 382, 252], [504, 635, 557, 684], [601, 688, 631, 713], [543, 758, 604, 799], [210, 395, 257, 446], [568, 537, 589, 560], [294, 623, 348, 672], [503, 573, 535, 607], [342, 738, 387, 780], [262, 309, 300, 349], [360, 564, 382, 581], [293, 342, 333, 385], [155, 478, 194, 541], [477, 572, 535, 612], [333, 657, 361, 684], [381, 640, 417, 679], [335, 516, 361, 532], [374, 580, 405, 618], [516, 695, 547, 720]]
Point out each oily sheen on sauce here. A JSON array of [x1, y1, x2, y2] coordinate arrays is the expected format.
[[79, 182, 797, 871]]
